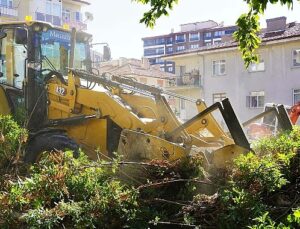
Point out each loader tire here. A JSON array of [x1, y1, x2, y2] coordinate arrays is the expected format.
[[24, 132, 79, 163]]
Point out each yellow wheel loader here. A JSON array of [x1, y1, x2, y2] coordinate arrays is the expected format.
[[0, 21, 251, 169]]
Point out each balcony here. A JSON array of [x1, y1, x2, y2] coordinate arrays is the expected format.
[[175, 69, 202, 87], [0, 5, 18, 18], [62, 19, 87, 30], [36, 12, 62, 26]]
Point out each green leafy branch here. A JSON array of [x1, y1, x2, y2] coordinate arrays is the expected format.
[[135, 0, 297, 68], [133, 0, 179, 28]]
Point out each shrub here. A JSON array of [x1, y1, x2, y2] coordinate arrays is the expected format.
[[0, 115, 27, 169], [0, 152, 139, 228]]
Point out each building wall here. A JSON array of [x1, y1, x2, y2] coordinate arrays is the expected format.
[[160, 56, 203, 120], [169, 39, 300, 123], [0, 0, 19, 22], [12, 0, 88, 30], [142, 24, 237, 74]]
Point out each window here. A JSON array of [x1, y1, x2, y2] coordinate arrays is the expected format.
[[212, 60, 226, 76], [52, 3, 61, 17], [205, 41, 211, 46], [166, 37, 173, 44], [293, 89, 300, 104], [62, 9, 71, 22], [190, 44, 199, 49], [213, 39, 221, 45], [175, 34, 185, 43], [156, 47, 164, 55], [189, 32, 199, 41], [248, 56, 265, 72], [205, 32, 211, 38], [166, 47, 173, 54], [144, 48, 164, 56], [0, 29, 26, 88], [155, 38, 165, 45], [46, 1, 52, 14], [246, 91, 265, 108], [155, 58, 163, 64], [292, 49, 300, 67], [0, 0, 12, 7], [214, 30, 225, 37], [213, 93, 226, 103], [144, 39, 155, 46], [167, 66, 173, 72], [43, 1, 62, 25], [75, 12, 82, 21], [176, 45, 185, 51]]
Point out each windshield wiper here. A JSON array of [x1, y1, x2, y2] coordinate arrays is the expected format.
[[42, 55, 57, 72]]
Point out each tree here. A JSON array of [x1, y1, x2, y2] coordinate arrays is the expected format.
[[134, 0, 294, 68]]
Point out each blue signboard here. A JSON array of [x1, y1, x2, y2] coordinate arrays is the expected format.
[[42, 29, 71, 49]]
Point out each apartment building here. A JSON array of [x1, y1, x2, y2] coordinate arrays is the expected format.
[[99, 58, 176, 88], [0, 0, 18, 21], [0, 0, 90, 30], [163, 17, 300, 123], [142, 20, 237, 74]]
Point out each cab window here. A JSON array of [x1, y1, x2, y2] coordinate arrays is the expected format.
[[0, 28, 27, 89]]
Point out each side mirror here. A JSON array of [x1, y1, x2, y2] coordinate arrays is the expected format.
[[103, 45, 111, 61], [0, 31, 7, 40], [15, 28, 28, 45]]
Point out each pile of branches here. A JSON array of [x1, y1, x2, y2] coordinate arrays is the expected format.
[[0, 115, 300, 228]]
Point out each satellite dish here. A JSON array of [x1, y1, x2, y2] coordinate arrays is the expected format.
[[85, 12, 94, 22]]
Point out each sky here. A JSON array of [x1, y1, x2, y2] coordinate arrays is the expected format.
[[85, 0, 300, 59]]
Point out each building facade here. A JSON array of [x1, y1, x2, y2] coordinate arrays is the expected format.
[[163, 17, 300, 123], [142, 20, 236, 74], [0, 0, 90, 30], [99, 58, 181, 114]]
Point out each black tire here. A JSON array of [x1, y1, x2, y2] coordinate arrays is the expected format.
[[24, 132, 79, 163]]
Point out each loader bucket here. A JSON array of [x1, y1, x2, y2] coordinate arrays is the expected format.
[[243, 104, 293, 141]]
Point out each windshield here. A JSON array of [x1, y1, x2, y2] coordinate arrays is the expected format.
[[40, 29, 90, 75]]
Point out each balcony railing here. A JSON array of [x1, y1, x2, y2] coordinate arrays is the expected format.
[[175, 69, 202, 87], [36, 12, 62, 26], [0, 5, 18, 18], [62, 19, 87, 30]]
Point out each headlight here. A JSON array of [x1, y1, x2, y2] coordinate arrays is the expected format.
[[33, 25, 41, 32], [42, 26, 48, 32]]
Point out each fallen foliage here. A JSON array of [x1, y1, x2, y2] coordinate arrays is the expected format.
[[0, 116, 299, 228]]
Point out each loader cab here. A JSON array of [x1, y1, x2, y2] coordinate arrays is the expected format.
[[0, 21, 92, 129]]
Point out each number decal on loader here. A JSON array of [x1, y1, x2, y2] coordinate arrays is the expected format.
[[55, 86, 67, 96]]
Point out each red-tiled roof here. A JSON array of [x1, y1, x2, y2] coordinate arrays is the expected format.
[[99, 60, 176, 79]]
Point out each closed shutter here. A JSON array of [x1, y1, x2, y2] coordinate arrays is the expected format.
[[246, 96, 250, 107]]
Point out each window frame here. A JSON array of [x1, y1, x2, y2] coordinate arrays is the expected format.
[[175, 34, 186, 43], [212, 60, 226, 76], [246, 91, 265, 108], [248, 55, 265, 73], [189, 32, 200, 42], [204, 32, 211, 39], [190, 43, 199, 49], [176, 45, 185, 52], [292, 49, 300, 67], [167, 66, 173, 72], [212, 92, 226, 103], [293, 89, 300, 105]]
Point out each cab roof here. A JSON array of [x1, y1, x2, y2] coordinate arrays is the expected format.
[[0, 21, 92, 37]]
